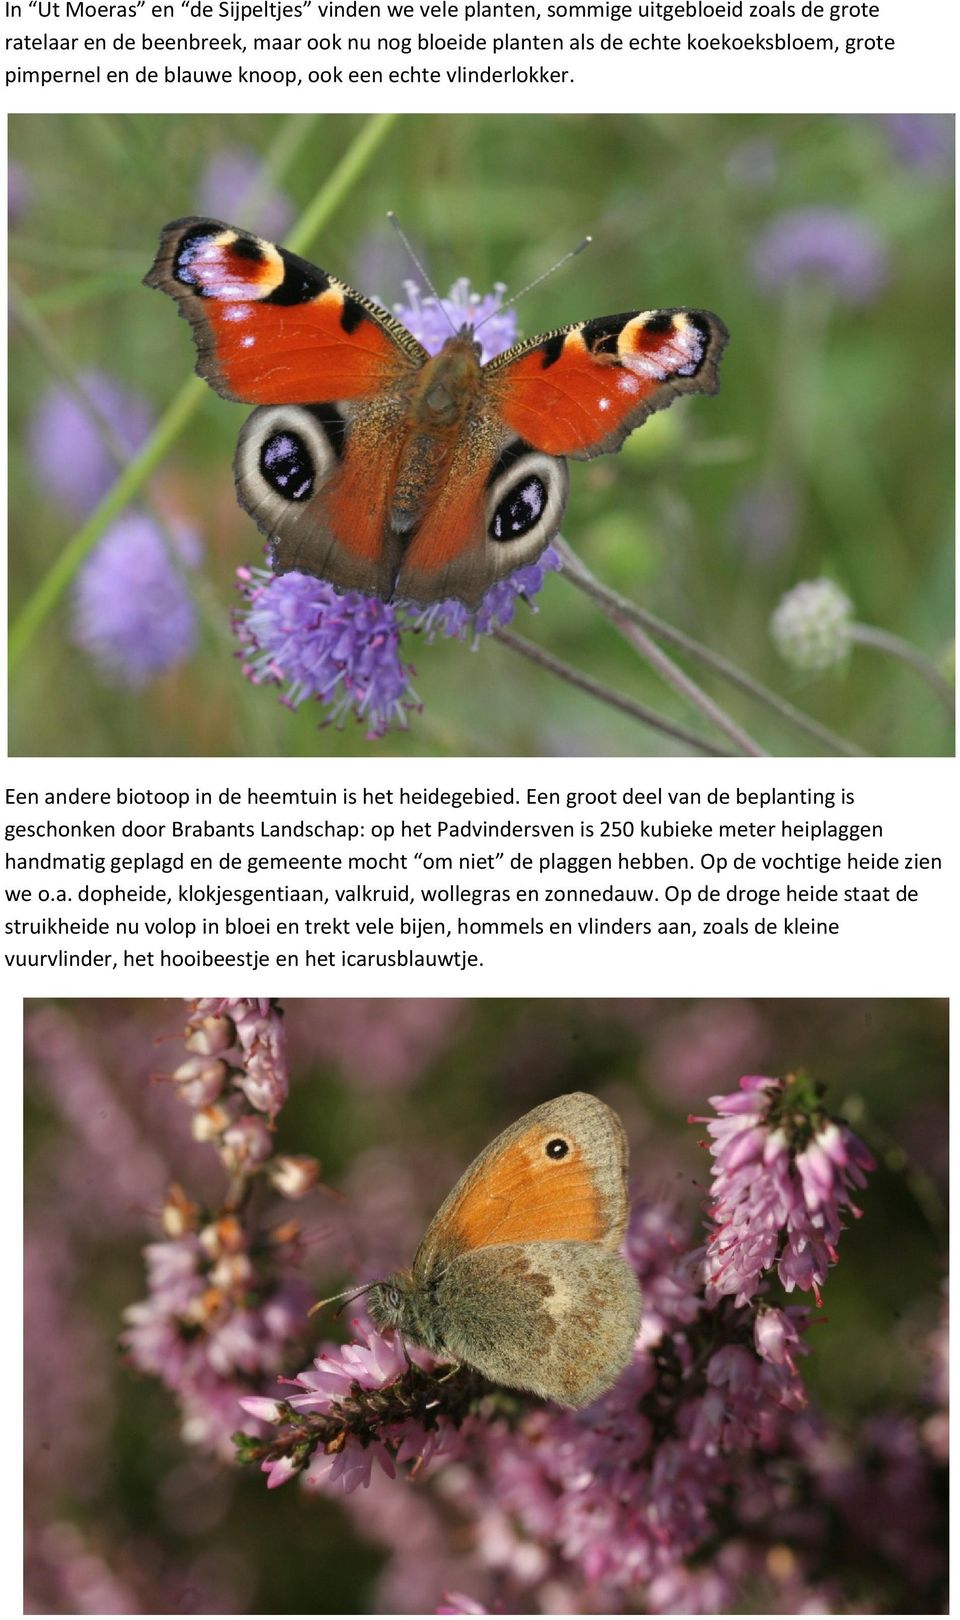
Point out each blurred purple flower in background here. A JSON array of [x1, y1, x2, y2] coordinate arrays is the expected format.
[[727, 476, 798, 563], [878, 114, 953, 175], [71, 511, 201, 686], [196, 145, 295, 241], [8, 158, 30, 223], [30, 371, 154, 518], [751, 207, 889, 305], [233, 568, 420, 739]]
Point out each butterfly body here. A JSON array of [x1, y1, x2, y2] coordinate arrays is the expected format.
[[147, 218, 728, 607], [366, 1092, 641, 1407]]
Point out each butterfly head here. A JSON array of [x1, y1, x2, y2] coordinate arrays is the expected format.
[[456, 322, 484, 359], [368, 1268, 442, 1352]]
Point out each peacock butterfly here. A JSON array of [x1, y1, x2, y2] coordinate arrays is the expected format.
[[146, 217, 729, 608]]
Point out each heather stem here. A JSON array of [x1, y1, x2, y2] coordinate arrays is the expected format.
[[492, 628, 733, 757], [554, 537, 863, 757]]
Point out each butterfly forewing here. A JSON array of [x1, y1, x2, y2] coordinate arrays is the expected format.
[[413, 1092, 630, 1279], [487, 307, 729, 459]]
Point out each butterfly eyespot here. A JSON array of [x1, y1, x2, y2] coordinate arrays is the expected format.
[[260, 430, 314, 502], [485, 445, 569, 555], [545, 1137, 569, 1160], [235, 404, 345, 539], [491, 475, 546, 540]]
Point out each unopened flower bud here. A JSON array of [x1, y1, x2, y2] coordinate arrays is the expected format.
[[210, 1250, 256, 1292], [221, 1113, 274, 1172], [771, 578, 853, 672], [199, 1213, 246, 1259], [191, 1099, 238, 1142], [161, 1182, 200, 1237], [173, 1055, 227, 1107], [185, 1015, 235, 1056], [269, 1154, 321, 1199]]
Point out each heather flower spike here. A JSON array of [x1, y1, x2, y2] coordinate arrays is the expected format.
[[123, 999, 308, 1457], [693, 1071, 875, 1306]]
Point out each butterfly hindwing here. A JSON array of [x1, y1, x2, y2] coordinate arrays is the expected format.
[[430, 1240, 642, 1407], [235, 393, 412, 599], [145, 216, 425, 405], [486, 308, 729, 459]]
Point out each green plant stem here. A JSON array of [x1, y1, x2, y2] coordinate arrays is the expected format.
[[8, 113, 399, 672], [851, 624, 954, 717], [492, 629, 733, 757], [553, 539, 864, 757], [552, 541, 766, 757]]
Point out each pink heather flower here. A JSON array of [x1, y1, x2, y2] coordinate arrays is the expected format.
[[191, 997, 289, 1118], [437, 1595, 489, 1615], [221, 1113, 274, 1172], [238, 1321, 454, 1496], [693, 1073, 875, 1305], [122, 1230, 308, 1460], [269, 1154, 322, 1199], [754, 1305, 809, 1371], [288, 1325, 414, 1412]]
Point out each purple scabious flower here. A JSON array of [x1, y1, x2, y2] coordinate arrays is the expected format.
[[196, 145, 295, 241], [414, 547, 562, 643], [71, 511, 200, 687], [692, 1073, 875, 1306], [233, 567, 420, 740], [395, 277, 517, 364], [751, 207, 889, 305], [30, 371, 155, 519]]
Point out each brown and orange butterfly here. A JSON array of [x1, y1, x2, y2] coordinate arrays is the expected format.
[[146, 218, 729, 608]]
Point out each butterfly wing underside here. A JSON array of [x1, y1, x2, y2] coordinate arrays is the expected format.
[[413, 1092, 631, 1277], [411, 1092, 639, 1406]]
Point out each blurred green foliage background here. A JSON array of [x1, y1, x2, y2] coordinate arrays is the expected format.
[[24, 997, 947, 1612], [9, 114, 954, 756]]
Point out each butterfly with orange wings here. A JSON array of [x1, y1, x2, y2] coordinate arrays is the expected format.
[[146, 218, 728, 608]]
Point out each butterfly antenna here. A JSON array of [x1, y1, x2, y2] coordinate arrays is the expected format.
[[387, 211, 458, 337], [474, 235, 593, 334], [307, 1280, 377, 1319]]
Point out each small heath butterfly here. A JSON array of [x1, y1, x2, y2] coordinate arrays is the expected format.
[[341, 1093, 640, 1407]]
